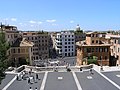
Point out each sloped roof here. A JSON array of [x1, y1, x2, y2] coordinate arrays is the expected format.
[[12, 38, 34, 47]]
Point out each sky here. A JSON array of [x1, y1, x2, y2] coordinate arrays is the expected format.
[[0, 0, 120, 31]]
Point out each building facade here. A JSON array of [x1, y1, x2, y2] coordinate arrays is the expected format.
[[106, 34, 120, 65], [0, 25, 34, 66], [55, 31, 75, 57], [22, 31, 49, 61], [76, 32, 111, 66]]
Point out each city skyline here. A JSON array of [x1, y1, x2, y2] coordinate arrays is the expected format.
[[0, 0, 120, 31]]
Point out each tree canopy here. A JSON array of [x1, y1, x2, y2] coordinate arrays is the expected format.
[[0, 31, 9, 84]]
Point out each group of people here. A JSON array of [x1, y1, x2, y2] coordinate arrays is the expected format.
[[16, 68, 40, 90], [27, 73, 40, 84]]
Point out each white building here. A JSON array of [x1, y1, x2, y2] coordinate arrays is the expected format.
[[55, 31, 75, 57]]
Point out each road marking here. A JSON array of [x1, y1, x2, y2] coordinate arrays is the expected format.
[[87, 76, 93, 79], [94, 69, 120, 90], [40, 71, 48, 90], [72, 72, 82, 90], [58, 77, 63, 80], [116, 75, 120, 77], [2, 75, 17, 90]]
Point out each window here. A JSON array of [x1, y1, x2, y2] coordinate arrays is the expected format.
[[72, 52, 74, 56], [92, 48, 94, 52], [96, 48, 98, 52], [18, 48, 20, 53], [72, 42, 74, 44], [60, 35, 62, 38], [68, 42, 70, 44], [92, 40, 94, 43], [115, 40, 116, 44], [65, 53, 67, 56], [105, 48, 108, 52], [60, 49, 62, 52], [118, 48, 120, 52], [35, 37, 37, 39], [96, 40, 98, 43], [99, 48, 102, 52], [87, 48, 91, 53], [65, 49, 67, 52], [100, 56, 102, 60], [65, 39, 67, 41], [36, 56, 38, 60], [13, 49, 15, 53], [65, 42, 67, 44], [105, 56, 107, 60], [68, 46, 70, 48], [65, 46, 67, 48], [96, 34, 98, 37]]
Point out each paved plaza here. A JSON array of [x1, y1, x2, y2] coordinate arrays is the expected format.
[[1, 65, 120, 90]]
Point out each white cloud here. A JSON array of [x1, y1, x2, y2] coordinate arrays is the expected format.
[[11, 18, 17, 21], [46, 19, 56, 23], [29, 20, 36, 24], [70, 20, 74, 23], [38, 21, 42, 24]]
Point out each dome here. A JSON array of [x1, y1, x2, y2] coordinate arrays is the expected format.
[[76, 24, 80, 31]]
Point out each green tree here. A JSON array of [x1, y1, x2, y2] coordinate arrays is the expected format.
[[0, 31, 9, 84], [87, 56, 97, 64]]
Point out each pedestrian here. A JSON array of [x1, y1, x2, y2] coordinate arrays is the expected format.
[[80, 67, 82, 71], [16, 75, 19, 80], [29, 87, 33, 90], [28, 77, 30, 84], [36, 73, 38, 79], [35, 87, 37, 90], [90, 68, 93, 75]]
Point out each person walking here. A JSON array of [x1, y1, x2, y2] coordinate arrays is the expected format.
[[16, 75, 19, 80], [29, 87, 33, 90], [28, 77, 30, 84], [35, 87, 37, 90], [90, 68, 93, 75], [36, 73, 38, 79]]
